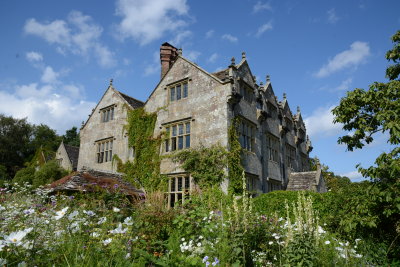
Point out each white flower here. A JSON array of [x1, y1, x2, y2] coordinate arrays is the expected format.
[[125, 253, 131, 259], [113, 207, 120, 212], [102, 238, 112, 245], [0, 205, 5, 211], [91, 232, 100, 237], [83, 210, 95, 216], [23, 208, 35, 215], [354, 254, 363, 258], [123, 216, 133, 226], [181, 238, 185, 241], [325, 240, 331, 245], [55, 207, 69, 220], [199, 235, 203, 240], [268, 241, 273, 245], [97, 217, 107, 224], [197, 242, 202, 247], [68, 210, 79, 220], [5, 228, 33, 246], [317, 226, 326, 234], [109, 223, 127, 234], [17, 261, 27, 267]]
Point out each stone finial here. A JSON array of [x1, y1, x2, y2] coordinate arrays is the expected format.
[[283, 93, 287, 99], [109, 78, 113, 87], [231, 57, 236, 66], [178, 48, 182, 56], [242, 52, 246, 59], [297, 106, 300, 113], [266, 74, 270, 82], [260, 81, 264, 86]]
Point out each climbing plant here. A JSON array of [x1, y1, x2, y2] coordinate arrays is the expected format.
[[228, 117, 245, 195], [171, 144, 229, 189], [115, 107, 165, 192]]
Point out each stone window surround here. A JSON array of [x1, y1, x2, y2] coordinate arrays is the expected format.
[[266, 132, 280, 163], [285, 143, 296, 170], [167, 173, 191, 208], [163, 117, 192, 152], [166, 77, 191, 103], [95, 137, 114, 163], [99, 104, 116, 123], [238, 79, 255, 103], [238, 117, 256, 152]]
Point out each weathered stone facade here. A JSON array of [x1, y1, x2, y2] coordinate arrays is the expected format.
[[76, 42, 324, 199], [56, 142, 79, 172]]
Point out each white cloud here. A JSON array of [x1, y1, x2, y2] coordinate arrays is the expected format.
[[327, 8, 339, 24], [205, 30, 214, 39], [0, 83, 94, 134], [334, 78, 352, 91], [304, 105, 343, 139], [186, 51, 201, 61], [207, 53, 218, 63], [315, 41, 370, 78], [41, 66, 59, 84], [24, 11, 115, 67], [253, 1, 272, 13], [255, 22, 273, 37], [115, 0, 189, 45], [26, 51, 43, 62], [170, 30, 192, 47], [222, 34, 238, 43], [340, 170, 365, 182]]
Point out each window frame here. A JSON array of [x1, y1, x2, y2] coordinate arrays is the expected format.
[[169, 79, 189, 102], [167, 175, 191, 208], [285, 143, 296, 169], [100, 105, 116, 123], [164, 120, 191, 152], [239, 119, 256, 152], [266, 133, 280, 163], [96, 138, 113, 163]]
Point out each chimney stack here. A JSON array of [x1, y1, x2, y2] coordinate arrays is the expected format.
[[160, 42, 178, 79]]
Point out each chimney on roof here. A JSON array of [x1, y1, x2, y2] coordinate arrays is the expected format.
[[160, 42, 178, 79]]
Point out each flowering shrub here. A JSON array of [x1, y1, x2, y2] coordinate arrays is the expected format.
[[0, 181, 385, 266]]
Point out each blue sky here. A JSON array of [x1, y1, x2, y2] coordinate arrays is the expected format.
[[0, 0, 399, 181]]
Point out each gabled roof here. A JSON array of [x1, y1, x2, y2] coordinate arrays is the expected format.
[[117, 91, 144, 109], [211, 68, 229, 81], [64, 143, 79, 170]]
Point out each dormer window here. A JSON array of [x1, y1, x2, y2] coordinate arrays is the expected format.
[[100, 105, 115, 122], [170, 80, 188, 102]]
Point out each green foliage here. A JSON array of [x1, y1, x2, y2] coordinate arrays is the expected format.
[[117, 107, 164, 192], [62, 126, 80, 146], [171, 144, 228, 189], [13, 166, 36, 185], [332, 30, 400, 259], [0, 114, 33, 179], [13, 160, 67, 188], [228, 117, 244, 195], [32, 160, 68, 188]]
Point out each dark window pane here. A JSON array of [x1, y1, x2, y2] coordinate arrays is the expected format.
[[109, 151, 112, 161], [172, 137, 176, 151], [111, 108, 114, 120], [170, 194, 175, 207], [178, 177, 182, 191], [185, 176, 190, 189], [170, 87, 175, 101], [171, 178, 176, 192], [183, 83, 188, 98], [178, 136, 183, 150], [176, 85, 181, 100], [165, 140, 169, 152], [177, 193, 182, 202], [178, 124, 183, 135], [185, 135, 190, 148], [105, 151, 108, 162], [172, 126, 177, 136], [186, 123, 190, 133]]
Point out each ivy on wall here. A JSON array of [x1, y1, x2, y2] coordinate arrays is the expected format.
[[115, 107, 166, 192], [171, 144, 229, 189], [228, 117, 245, 195]]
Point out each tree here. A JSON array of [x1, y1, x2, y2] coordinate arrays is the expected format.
[[332, 31, 400, 258], [62, 126, 80, 147], [0, 114, 33, 179]]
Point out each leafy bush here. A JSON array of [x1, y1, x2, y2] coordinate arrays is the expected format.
[[13, 166, 36, 185], [32, 160, 68, 188]]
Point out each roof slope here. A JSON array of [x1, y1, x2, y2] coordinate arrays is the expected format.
[[117, 91, 145, 109], [64, 144, 79, 170]]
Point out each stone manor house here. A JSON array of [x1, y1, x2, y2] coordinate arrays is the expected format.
[[57, 42, 326, 205]]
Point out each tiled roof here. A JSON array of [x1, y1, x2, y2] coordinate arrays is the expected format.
[[64, 144, 79, 171], [211, 68, 229, 81], [118, 91, 145, 109], [287, 171, 317, 191]]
